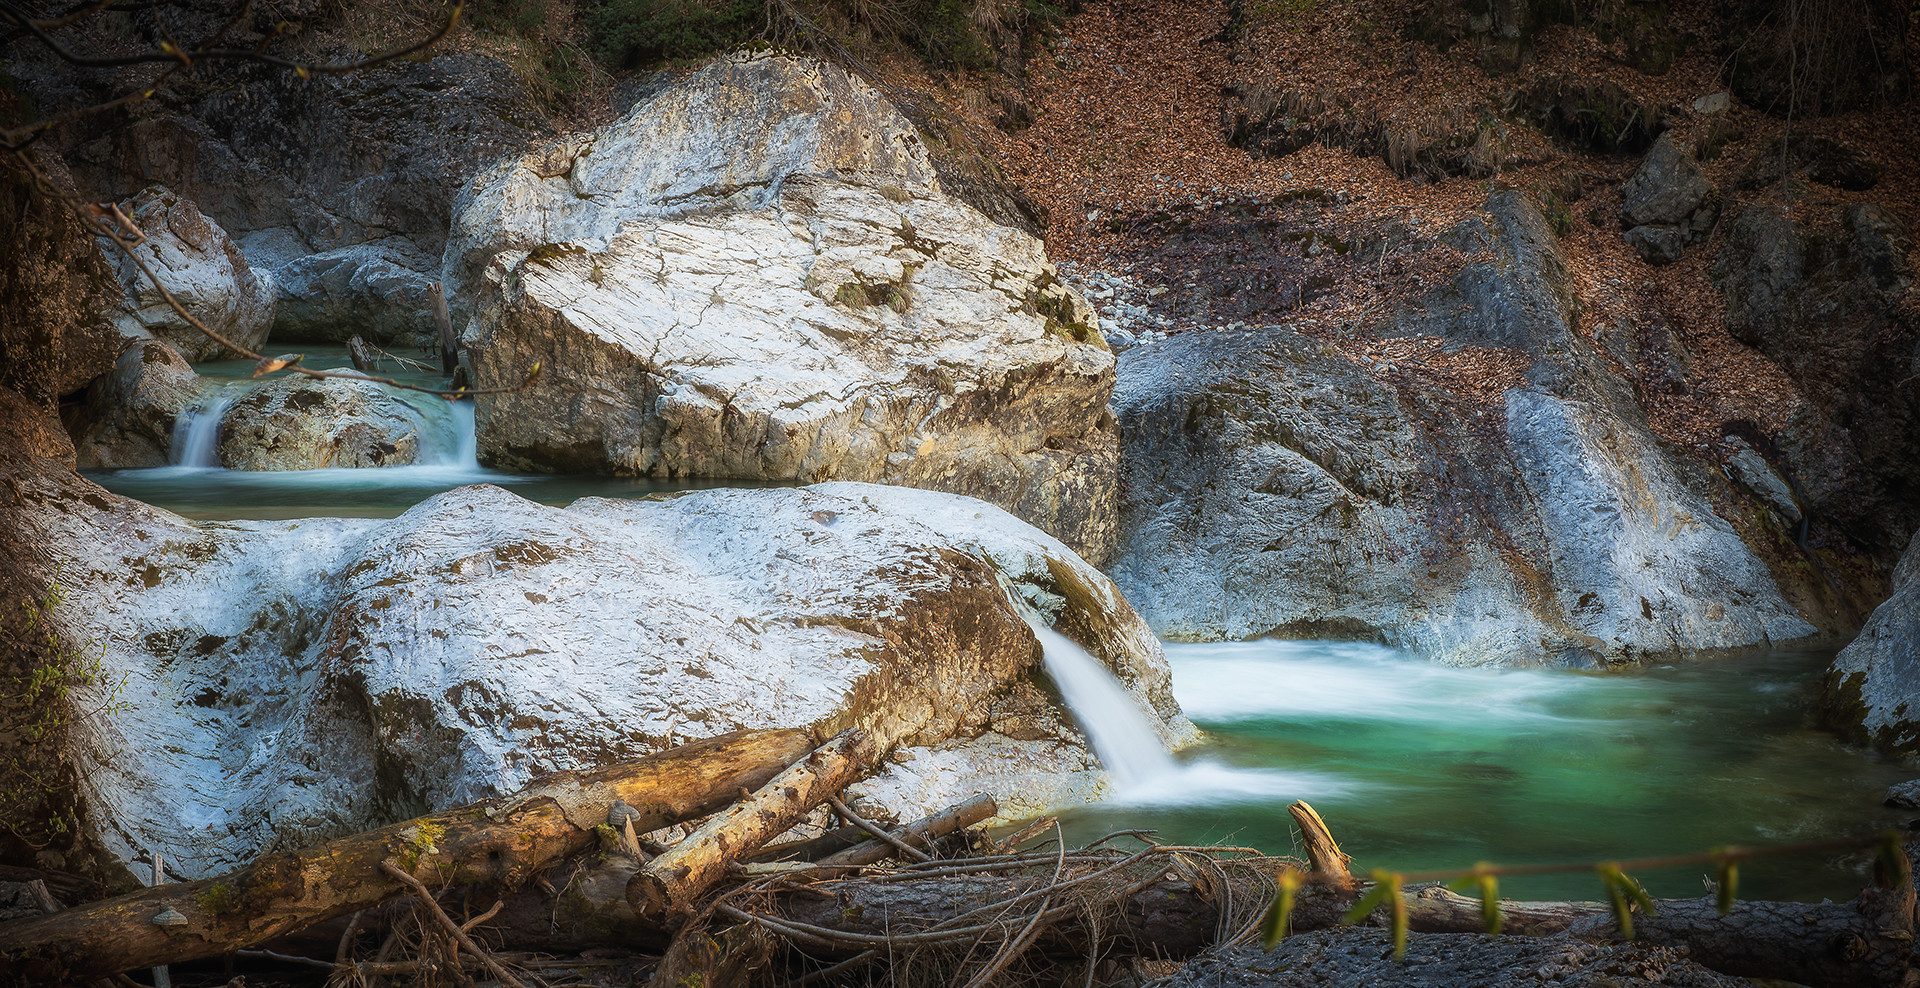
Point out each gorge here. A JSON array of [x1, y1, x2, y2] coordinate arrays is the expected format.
[[2, 0, 1918, 984]]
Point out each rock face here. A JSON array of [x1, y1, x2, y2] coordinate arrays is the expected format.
[[44, 51, 549, 348], [1711, 203, 1918, 552], [71, 340, 202, 470], [213, 375, 425, 470], [1111, 192, 1816, 664], [451, 53, 1118, 562], [1826, 531, 1920, 753], [0, 151, 122, 406], [1737, 133, 1882, 191], [103, 187, 275, 362], [1618, 133, 1718, 264], [19, 471, 1184, 881], [266, 239, 445, 346]]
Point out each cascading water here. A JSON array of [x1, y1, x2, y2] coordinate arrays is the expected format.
[[1027, 619, 1179, 788], [171, 387, 237, 467], [1024, 616, 1339, 804]]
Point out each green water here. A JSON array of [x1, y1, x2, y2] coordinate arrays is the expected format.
[[1056, 640, 1914, 902], [84, 350, 1912, 903]]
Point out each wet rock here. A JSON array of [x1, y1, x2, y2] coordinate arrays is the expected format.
[[1712, 204, 1919, 550], [452, 53, 1118, 563], [71, 340, 202, 470], [1737, 133, 1882, 191], [213, 375, 423, 470], [1884, 779, 1920, 810], [20, 473, 1187, 882], [1111, 194, 1815, 664], [1619, 134, 1718, 264], [1162, 932, 1746, 987], [101, 187, 274, 363], [1826, 531, 1920, 754], [266, 239, 444, 346]]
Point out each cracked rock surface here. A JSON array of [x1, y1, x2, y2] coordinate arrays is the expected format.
[[449, 52, 1118, 562]]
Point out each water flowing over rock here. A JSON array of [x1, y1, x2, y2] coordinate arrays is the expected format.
[[101, 187, 274, 362], [448, 52, 1118, 562], [1826, 531, 1920, 754], [13, 456, 1183, 880], [211, 375, 426, 470], [70, 340, 201, 470], [1110, 192, 1816, 665]]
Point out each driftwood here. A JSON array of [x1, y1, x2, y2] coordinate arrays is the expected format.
[[627, 729, 875, 919], [0, 728, 815, 983]]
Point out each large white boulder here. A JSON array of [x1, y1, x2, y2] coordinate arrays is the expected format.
[[446, 53, 1118, 562], [102, 187, 274, 362], [25, 476, 1185, 881]]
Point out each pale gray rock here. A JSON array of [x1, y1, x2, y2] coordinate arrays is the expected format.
[[102, 187, 275, 362], [452, 53, 1117, 562], [21, 476, 1186, 881], [1112, 193, 1815, 664], [1826, 530, 1920, 753], [212, 375, 424, 470], [1722, 437, 1801, 528], [71, 340, 202, 470], [268, 239, 443, 346]]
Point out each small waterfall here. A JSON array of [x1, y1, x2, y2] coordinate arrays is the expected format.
[[397, 391, 480, 468], [1027, 619, 1179, 789], [171, 388, 236, 467]]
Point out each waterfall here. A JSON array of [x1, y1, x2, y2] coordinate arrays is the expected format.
[[171, 387, 236, 467], [1027, 619, 1179, 789]]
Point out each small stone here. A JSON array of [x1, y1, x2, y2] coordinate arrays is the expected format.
[[151, 906, 188, 926], [1693, 92, 1731, 114]]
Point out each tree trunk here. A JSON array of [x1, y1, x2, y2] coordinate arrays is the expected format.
[[626, 729, 875, 919], [0, 728, 814, 983]]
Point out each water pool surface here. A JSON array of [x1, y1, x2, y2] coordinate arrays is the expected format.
[[1053, 640, 1913, 902]]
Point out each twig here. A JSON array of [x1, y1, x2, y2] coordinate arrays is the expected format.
[[378, 860, 529, 988], [826, 797, 931, 863], [233, 948, 334, 970]]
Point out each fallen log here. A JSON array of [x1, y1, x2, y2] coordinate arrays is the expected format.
[[627, 729, 875, 918], [0, 727, 815, 984]]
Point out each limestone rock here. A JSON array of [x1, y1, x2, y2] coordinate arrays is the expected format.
[[22, 477, 1185, 881], [71, 340, 202, 470], [1884, 779, 1920, 810], [452, 53, 1118, 562], [213, 375, 423, 470], [1111, 193, 1815, 664], [1826, 531, 1920, 753], [267, 239, 444, 346], [1722, 437, 1801, 529], [103, 187, 274, 362], [1619, 133, 1718, 264]]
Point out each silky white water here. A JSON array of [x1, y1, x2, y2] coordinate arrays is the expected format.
[[92, 347, 740, 519], [1028, 620, 1348, 805]]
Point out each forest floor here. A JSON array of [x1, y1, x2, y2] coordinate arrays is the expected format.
[[874, 0, 1920, 459]]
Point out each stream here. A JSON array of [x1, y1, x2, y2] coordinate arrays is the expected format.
[[87, 353, 1914, 906], [1053, 639, 1915, 903]]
